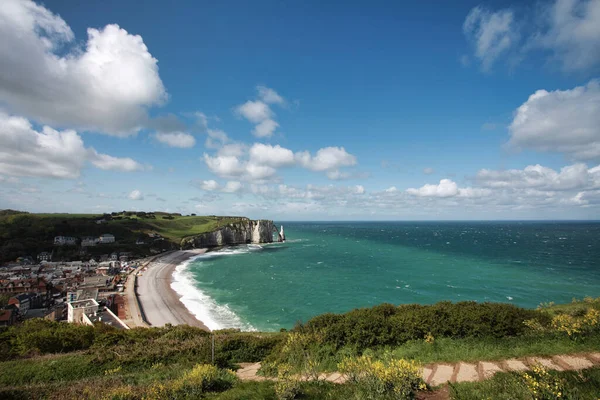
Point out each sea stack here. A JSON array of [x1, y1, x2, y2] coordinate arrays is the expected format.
[[279, 225, 286, 242]]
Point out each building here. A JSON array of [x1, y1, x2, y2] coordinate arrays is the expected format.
[[81, 237, 99, 247], [68, 298, 129, 330], [99, 234, 115, 244], [0, 309, 16, 327], [54, 236, 77, 246], [110, 252, 119, 261], [67, 298, 99, 324], [8, 293, 31, 314], [37, 252, 52, 262]]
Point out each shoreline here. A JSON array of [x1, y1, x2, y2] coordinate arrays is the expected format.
[[136, 249, 210, 331]]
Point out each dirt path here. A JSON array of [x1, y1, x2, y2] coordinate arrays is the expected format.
[[236, 352, 600, 386]]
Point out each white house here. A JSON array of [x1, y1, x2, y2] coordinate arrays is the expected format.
[[81, 237, 99, 247], [37, 252, 52, 262], [98, 234, 115, 244], [54, 236, 77, 246]]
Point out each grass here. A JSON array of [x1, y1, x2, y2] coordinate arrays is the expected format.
[[384, 333, 600, 364], [449, 367, 600, 400]]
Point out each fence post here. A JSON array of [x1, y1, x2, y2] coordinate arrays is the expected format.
[[211, 333, 215, 365]]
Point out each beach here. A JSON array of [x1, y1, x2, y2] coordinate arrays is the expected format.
[[136, 249, 210, 331]]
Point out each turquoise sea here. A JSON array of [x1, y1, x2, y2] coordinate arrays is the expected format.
[[170, 222, 600, 332]]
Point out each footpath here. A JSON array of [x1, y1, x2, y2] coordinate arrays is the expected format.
[[236, 352, 600, 386]]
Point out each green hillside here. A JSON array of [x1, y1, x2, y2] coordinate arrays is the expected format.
[[1, 299, 600, 399], [0, 210, 246, 263]]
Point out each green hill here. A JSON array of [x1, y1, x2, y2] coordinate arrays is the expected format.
[[0, 211, 246, 263]]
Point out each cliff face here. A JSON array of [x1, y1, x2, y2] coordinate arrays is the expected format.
[[181, 219, 274, 249]]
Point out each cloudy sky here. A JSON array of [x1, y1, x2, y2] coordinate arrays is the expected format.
[[0, 0, 599, 220]]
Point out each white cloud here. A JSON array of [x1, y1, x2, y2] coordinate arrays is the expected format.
[[246, 163, 277, 180], [476, 163, 600, 190], [87, 149, 144, 172], [235, 87, 286, 138], [530, 0, 600, 71], [199, 180, 220, 191], [407, 179, 459, 197], [236, 101, 273, 124], [128, 190, 143, 200], [354, 185, 366, 194], [385, 186, 398, 193], [0, 0, 166, 136], [423, 167, 435, 174], [203, 142, 357, 182], [253, 119, 279, 138], [0, 112, 143, 178], [223, 181, 243, 193], [508, 80, 600, 160], [463, 0, 600, 72], [203, 154, 245, 178], [463, 6, 518, 71], [296, 147, 357, 172], [257, 86, 285, 105], [205, 129, 229, 149], [249, 144, 295, 167], [154, 132, 196, 148]]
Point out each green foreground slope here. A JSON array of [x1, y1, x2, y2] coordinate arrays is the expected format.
[[0, 210, 246, 263], [1, 299, 599, 399]]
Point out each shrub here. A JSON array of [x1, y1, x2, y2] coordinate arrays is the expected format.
[[162, 364, 237, 398], [297, 301, 549, 350], [551, 308, 599, 339], [522, 364, 568, 399], [338, 352, 425, 399], [274, 363, 302, 400]]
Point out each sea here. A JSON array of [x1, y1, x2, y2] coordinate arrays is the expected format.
[[170, 221, 600, 332]]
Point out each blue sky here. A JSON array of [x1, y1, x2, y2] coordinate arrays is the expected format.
[[0, 0, 599, 220]]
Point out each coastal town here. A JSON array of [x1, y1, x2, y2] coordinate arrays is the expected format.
[[0, 231, 170, 331]]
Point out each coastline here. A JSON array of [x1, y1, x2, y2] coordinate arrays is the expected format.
[[136, 249, 210, 331]]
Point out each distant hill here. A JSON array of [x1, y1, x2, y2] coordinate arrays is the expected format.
[[0, 211, 247, 263]]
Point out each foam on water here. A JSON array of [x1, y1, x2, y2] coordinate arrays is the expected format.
[[170, 246, 260, 331]]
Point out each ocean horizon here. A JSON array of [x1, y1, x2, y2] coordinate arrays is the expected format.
[[171, 221, 600, 332]]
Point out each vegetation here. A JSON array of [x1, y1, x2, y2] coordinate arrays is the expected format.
[[0, 210, 248, 263], [0, 299, 599, 399], [450, 366, 600, 399]]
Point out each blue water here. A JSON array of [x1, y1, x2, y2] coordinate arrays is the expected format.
[[172, 222, 600, 331]]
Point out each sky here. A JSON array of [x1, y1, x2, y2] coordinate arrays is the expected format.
[[0, 0, 599, 220]]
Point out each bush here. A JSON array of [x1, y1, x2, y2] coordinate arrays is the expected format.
[[297, 301, 550, 350], [338, 352, 425, 399], [522, 365, 569, 400], [151, 364, 238, 399]]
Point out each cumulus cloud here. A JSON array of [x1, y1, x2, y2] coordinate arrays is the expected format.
[[198, 180, 220, 191], [128, 190, 143, 200], [0, 0, 166, 136], [296, 147, 357, 172], [257, 85, 286, 105], [529, 0, 600, 71], [249, 144, 295, 167], [87, 150, 145, 172], [407, 179, 460, 197], [476, 163, 600, 190], [508, 80, 600, 160], [203, 154, 245, 178], [154, 132, 196, 148], [0, 112, 144, 178], [463, 0, 600, 72], [235, 86, 286, 138], [203, 143, 358, 182], [463, 6, 518, 71], [222, 181, 243, 193]]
